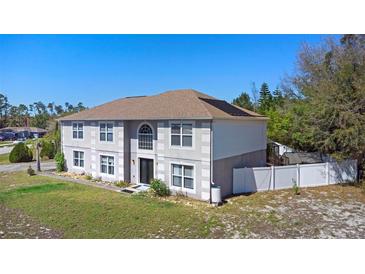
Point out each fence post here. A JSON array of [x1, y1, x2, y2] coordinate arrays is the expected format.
[[271, 165, 275, 191], [326, 162, 329, 185], [296, 164, 300, 187]]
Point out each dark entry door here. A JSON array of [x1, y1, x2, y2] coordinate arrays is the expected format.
[[139, 158, 154, 184]]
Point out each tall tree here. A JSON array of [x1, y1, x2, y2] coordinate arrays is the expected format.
[[291, 35, 365, 166], [232, 92, 254, 110], [47, 102, 55, 116], [33, 101, 47, 115], [7, 104, 29, 127], [258, 82, 273, 112], [54, 105, 64, 115], [0, 93, 10, 127]]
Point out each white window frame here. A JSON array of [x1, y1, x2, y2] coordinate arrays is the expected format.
[[72, 122, 84, 140], [100, 154, 115, 176], [170, 162, 196, 194], [99, 121, 114, 143], [169, 121, 194, 149], [137, 123, 154, 151], [73, 150, 85, 168]]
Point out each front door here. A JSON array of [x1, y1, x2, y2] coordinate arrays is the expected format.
[[139, 158, 154, 184]]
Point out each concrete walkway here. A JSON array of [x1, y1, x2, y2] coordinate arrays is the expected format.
[[40, 172, 123, 193], [0, 161, 56, 173]]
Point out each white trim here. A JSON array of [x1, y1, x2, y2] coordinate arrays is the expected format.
[[98, 121, 115, 144], [169, 161, 196, 194], [72, 121, 84, 140], [168, 120, 195, 150]]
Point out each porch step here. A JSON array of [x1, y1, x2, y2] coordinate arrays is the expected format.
[[120, 184, 150, 194]]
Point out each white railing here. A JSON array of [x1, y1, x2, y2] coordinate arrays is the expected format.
[[233, 160, 357, 194]]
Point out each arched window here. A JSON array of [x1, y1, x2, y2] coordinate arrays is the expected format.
[[138, 124, 153, 150]]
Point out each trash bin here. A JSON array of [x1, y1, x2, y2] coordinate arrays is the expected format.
[[211, 185, 222, 205]]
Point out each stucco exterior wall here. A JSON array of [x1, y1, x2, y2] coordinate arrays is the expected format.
[[61, 118, 267, 200], [126, 120, 211, 201], [213, 149, 266, 197], [61, 120, 125, 182], [211, 119, 267, 197], [212, 119, 267, 161], [61, 119, 211, 201]]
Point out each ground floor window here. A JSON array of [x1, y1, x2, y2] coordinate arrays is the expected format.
[[73, 151, 84, 167], [172, 164, 194, 189], [100, 155, 114, 175]]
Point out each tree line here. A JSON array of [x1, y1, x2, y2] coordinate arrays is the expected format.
[[232, 34, 365, 169], [0, 95, 87, 129]]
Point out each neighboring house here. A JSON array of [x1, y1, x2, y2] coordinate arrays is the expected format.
[[282, 152, 325, 165], [58, 89, 268, 201], [0, 127, 47, 139], [268, 140, 294, 156]]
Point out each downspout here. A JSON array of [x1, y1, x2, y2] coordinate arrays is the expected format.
[[59, 121, 63, 154], [209, 120, 213, 204]]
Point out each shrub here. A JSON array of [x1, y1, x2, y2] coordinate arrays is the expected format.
[[292, 179, 300, 195], [27, 166, 36, 176], [40, 140, 56, 159], [9, 143, 33, 163], [85, 174, 93, 180], [55, 152, 65, 172], [115, 181, 130, 188], [150, 179, 170, 196]]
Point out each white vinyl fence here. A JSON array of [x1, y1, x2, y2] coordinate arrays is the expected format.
[[233, 160, 357, 194]]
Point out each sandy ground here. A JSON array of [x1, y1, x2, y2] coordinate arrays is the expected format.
[[215, 185, 365, 239], [0, 204, 62, 239]]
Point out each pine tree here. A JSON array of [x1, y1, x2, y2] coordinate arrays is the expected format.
[[232, 92, 254, 111], [258, 82, 273, 112], [273, 87, 284, 107]]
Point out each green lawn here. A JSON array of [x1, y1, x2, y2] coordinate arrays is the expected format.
[[0, 172, 221, 238], [2, 172, 364, 239], [0, 141, 13, 146], [0, 153, 10, 165]]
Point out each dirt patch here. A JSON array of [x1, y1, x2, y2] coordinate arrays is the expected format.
[[218, 185, 365, 239], [0, 204, 63, 239]]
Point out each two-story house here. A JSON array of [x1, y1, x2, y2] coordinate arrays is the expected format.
[[59, 89, 268, 201]]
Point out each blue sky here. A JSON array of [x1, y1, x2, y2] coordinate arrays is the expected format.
[[0, 35, 336, 107]]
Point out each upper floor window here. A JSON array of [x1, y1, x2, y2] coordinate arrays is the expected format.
[[138, 124, 153, 150], [100, 123, 113, 142], [72, 123, 83, 139], [171, 123, 193, 147]]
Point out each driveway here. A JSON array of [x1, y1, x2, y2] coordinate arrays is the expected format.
[[0, 161, 56, 173], [0, 146, 13, 155]]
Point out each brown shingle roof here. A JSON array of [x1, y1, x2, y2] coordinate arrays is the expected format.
[[58, 89, 268, 121]]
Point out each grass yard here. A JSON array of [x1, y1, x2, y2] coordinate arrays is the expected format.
[[0, 141, 13, 147], [0, 153, 10, 165], [1, 171, 365, 239], [0, 172, 221, 239]]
